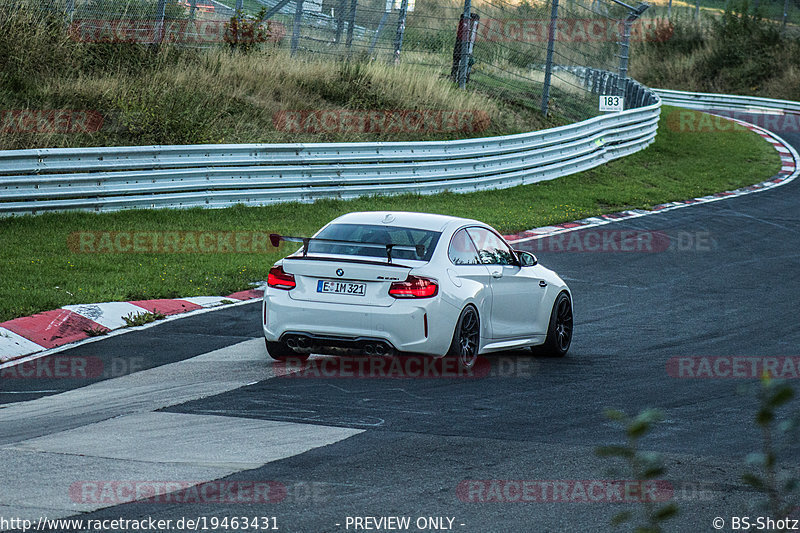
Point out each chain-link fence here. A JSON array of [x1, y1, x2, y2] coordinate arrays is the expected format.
[[7, 0, 661, 124]]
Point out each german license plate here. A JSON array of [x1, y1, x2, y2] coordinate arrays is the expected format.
[[317, 280, 366, 296]]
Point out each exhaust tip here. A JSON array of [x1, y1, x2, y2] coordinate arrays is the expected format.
[[285, 338, 298, 349], [374, 344, 386, 356], [364, 344, 375, 356]]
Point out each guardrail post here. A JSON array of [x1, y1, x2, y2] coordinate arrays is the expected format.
[[393, 0, 408, 63], [291, 0, 304, 56], [628, 82, 636, 109], [540, 0, 560, 117]]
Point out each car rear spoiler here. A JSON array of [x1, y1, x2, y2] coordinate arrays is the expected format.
[[269, 233, 425, 264]]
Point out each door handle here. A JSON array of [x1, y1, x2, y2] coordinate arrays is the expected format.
[[491, 270, 503, 278], [539, 280, 547, 287]]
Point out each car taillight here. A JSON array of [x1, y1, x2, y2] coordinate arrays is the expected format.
[[389, 275, 438, 298], [267, 266, 296, 290]]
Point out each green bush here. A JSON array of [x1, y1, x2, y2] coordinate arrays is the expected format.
[[631, 2, 800, 99]]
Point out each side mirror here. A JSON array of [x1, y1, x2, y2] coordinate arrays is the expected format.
[[515, 250, 538, 267]]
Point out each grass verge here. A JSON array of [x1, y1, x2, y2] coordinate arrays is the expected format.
[[0, 106, 780, 323]]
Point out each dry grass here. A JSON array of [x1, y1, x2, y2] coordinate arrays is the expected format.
[[0, 5, 566, 150]]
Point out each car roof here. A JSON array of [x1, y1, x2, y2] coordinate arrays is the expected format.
[[329, 211, 482, 232]]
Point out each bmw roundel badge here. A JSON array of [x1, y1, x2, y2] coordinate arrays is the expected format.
[[336, 268, 344, 277]]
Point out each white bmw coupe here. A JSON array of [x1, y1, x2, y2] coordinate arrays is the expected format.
[[263, 211, 573, 369]]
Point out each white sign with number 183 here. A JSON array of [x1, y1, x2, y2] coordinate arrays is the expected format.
[[599, 95, 624, 112]]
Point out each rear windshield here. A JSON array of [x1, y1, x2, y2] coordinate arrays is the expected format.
[[308, 224, 441, 262]]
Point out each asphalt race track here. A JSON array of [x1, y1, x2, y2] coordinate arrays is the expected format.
[[1, 121, 798, 533]]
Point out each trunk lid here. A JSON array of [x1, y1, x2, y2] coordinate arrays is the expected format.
[[282, 255, 415, 307]]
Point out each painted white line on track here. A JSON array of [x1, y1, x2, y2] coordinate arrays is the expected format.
[[11, 412, 361, 468], [0, 338, 364, 520]]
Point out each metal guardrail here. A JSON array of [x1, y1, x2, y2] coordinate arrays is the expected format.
[[655, 89, 800, 114], [0, 70, 661, 216]]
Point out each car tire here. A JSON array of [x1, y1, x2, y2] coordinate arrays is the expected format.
[[447, 305, 480, 370], [265, 339, 309, 362], [533, 292, 573, 357]]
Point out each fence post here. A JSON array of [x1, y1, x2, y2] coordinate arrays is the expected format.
[[291, 0, 304, 56], [368, 3, 390, 57], [335, 0, 345, 42], [393, 0, 408, 63], [541, 0, 559, 117], [450, 12, 465, 81], [154, 0, 167, 44], [457, 0, 471, 89], [616, 17, 631, 97], [189, 0, 197, 19], [235, 0, 244, 37], [65, 0, 75, 23], [346, 0, 357, 51], [783, 0, 789, 29]]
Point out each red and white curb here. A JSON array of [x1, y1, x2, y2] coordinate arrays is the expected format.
[[0, 288, 264, 365], [1, 114, 797, 367], [505, 115, 799, 245]]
